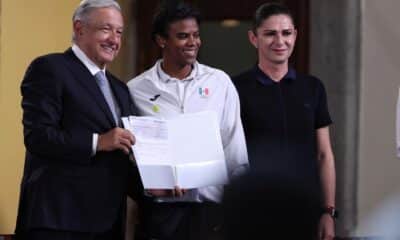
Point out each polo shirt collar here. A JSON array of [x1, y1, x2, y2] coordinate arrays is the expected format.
[[254, 65, 296, 85], [156, 60, 198, 83]]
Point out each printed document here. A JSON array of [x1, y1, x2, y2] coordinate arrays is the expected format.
[[122, 111, 228, 189]]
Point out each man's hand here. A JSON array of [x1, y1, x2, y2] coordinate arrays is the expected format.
[[97, 128, 135, 154], [318, 214, 335, 240], [147, 186, 187, 197]]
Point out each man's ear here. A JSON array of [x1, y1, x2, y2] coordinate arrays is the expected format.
[[248, 30, 258, 49], [155, 35, 167, 49], [73, 20, 84, 37]]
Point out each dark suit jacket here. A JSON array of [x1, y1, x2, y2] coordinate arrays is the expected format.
[[15, 48, 143, 234]]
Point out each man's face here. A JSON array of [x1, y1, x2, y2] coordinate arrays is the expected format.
[[74, 7, 123, 69], [249, 14, 297, 65], [159, 18, 201, 68]]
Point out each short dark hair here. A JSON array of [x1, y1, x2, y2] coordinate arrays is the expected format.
[[151, 1, 201, 41], [252, 2, 294, 33]]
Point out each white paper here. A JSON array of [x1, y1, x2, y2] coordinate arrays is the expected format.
[[176, 160, 228, 189], [122, 111, 228, 189], [137, 164, 176, 189]]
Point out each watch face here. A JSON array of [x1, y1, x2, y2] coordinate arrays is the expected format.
[[332, 209, 339, 219], [323, 207, 338, 219]]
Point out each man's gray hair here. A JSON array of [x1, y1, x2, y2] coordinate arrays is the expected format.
[[72, 0, 121, 41], [73, 0, 121, 22]]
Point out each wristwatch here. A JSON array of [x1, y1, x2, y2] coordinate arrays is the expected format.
[[322, 206, 339, 219]]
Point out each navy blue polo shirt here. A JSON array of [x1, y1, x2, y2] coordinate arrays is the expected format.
[[233, 65, 332, 198]]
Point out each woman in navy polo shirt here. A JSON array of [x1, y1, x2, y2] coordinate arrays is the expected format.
[[233, 3, 336, 240]]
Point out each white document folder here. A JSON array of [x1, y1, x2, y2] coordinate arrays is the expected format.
[[122, 111, 228, 189]]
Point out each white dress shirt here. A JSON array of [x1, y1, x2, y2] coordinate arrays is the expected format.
[[71, 44, 110, 156], [128, 60, 249, 202]]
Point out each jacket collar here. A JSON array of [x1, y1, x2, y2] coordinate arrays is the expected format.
[[142, 59, 215, 84], [63, 48, 118, 127]]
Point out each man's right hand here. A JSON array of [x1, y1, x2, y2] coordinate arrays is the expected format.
[[97, 128, 135, 154]]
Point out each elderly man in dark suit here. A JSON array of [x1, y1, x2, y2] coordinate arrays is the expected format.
[[15, 1, 143, 239]]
